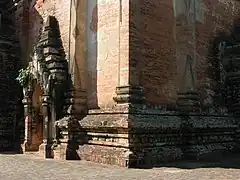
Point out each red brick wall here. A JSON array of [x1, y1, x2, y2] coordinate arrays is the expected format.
[[196, 0, 240, 108], [18, 0, 240, 110], [135, 0, 240, 107], [17, 0, 121, 109], [136, 0, 177, 106], [87, 0, 123, 108]]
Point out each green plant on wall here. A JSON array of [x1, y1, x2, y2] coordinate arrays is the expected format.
[[16, 67, 30, 87]]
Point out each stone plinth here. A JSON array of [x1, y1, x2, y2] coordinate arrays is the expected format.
[[71, 105, 238, 167]]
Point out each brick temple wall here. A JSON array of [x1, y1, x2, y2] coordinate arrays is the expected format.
[[125, 0, 240, 165], [0, 1, 21, 151], [195, 0, 240, 112], [133, 0, 240, 109], [86, 0, 130, 109], [17, 0, 240, 109], [15, 0, 240, 166], [85, 0, 119, 108], [16, 0, 123, 109], [16, 0, 70, 64], [129, 0, 177, 107]]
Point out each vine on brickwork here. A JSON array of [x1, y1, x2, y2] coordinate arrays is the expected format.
[[16, 67, 31, 87]]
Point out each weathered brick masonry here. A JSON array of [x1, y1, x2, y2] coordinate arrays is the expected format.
[[10, 0, 240, 167], [0, 0, 21, 151]]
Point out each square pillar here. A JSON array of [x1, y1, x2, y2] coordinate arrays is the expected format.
[[21, 87, 34, 152], [38, 94, 52, 158], [114, 0, 145, 106]]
